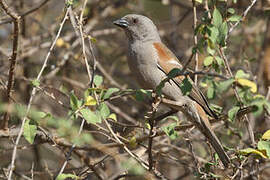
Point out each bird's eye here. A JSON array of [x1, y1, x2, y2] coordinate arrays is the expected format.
[[133, 18, 138, 24]]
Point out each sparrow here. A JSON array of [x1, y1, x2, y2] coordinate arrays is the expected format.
[[113, 14, 230, 167]]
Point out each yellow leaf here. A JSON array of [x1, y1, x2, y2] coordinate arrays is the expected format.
[[239, 148, 268, 159], [56, 38, 65, 47], [262, 130, 270, 140], [84, 96, 97, 106], [236, 78, 257, 93], [129, 136, 137, 148], [108, 113, 117, 121]]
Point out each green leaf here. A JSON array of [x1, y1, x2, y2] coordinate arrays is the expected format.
[[213, 8, 223, 28], [135, 89, 152, 101], [207, 46, 216, 55], [70, 91, 82, 110], [167, 68, 182, 79], [208, 26, 219, 44], [215, 56, 223, 66], [218, 21, 228, 46], [94, 75, 103, 87], [23, 119, 37, 144], [98, 103, 110, 119], [204, 56, 214, 66], [217, 78, 234, 92], [207, 85, 215, 99], [29, 110, 46, 124], [179, 77, 192, 96], [56, 173, 78, 180], [235, 70, 250, 79], [195, 0, 202, 3], [227, 8, 235, 14], [31, 79, 40, 87], [258, 140, 270, 158], [228, 15, 241, 22], [228, 106, 240, 121], [103, 88, 120, 99], [250, 98, 267, 117], [262, 130, 270, 140], [162, 123, 179, 140], [80, 108, 101, 124], [121, 158, 145, 175]]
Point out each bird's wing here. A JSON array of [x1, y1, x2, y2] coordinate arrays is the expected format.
[[153, 42, 217, 118]]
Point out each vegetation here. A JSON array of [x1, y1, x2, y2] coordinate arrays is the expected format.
[[0, 0, 270, 179]]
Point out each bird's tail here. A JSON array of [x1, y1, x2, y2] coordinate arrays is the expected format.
[[199, 121, 230, 168]]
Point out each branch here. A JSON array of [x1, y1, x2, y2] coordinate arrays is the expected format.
[[0, 0, 20, 131], [7, 6, 70, 180]]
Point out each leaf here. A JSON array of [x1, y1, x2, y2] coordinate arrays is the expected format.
[[70, 91, 82, 110], [162, 123, 179, 140], [179, 77, 192, 96], [98, 103, 110, 119], [207, 85, 215, 99], [80, 108, 101, 124], [228, 15, 241, 22], [208, 26, 219, 44], [236, 78, 257, 93], [204, 56, 214, 66], [262, 130, 270, 140], [56, 173, 78, 180], [213, 8, 223, 28], [23, 119, 37, 144], [228, 106, 240, 121], [94, 75, 103, 87], [56, 38, 65, 47], [239, 148, 268, 159], [129, 136, 137, 148], [195, 0, 202, 3], [103, 88, 120, 99], [135, 89, 152, 101], [84, 95, 97, 106], [29, 110, 46, 124], [258, 140, 270, 158], [121, 158, 145, 175], [108, 113, 117, 121], [207, 46, 215, 55], [218, 21, 228, 46], [227, 8, 235, 14], [217, 78, 234, 92], [215, 56, 224, 66], [167, 68, 182, 79], [31, 79, 40, 87], [235, 70, 250, 79]]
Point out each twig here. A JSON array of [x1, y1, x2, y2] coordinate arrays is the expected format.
[[56, 1, 99, 177], [218, 48, 255, 146], [0, 0, 51, 25], [7, 7, 70, 180], [228, 0, 257, 36], [0, 0, 20, 131], [192, 0, 199, 85]]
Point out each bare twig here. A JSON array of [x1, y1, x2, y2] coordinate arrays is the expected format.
[[0, 0, 21, 131], [192, 0, 199, 85], [228, 0, 257, 36], [0, 0, 51, 25], [7, 7, 70, 180], [218, 48, 255, 146]]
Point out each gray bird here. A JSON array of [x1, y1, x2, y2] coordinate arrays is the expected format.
[[114, 14, 230, 167]]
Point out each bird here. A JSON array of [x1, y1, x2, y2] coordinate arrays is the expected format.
[[113, 14, 230, 167]]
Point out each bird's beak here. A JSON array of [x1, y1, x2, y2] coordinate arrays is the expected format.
[[113, 18, 129, 28]]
